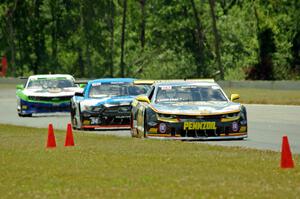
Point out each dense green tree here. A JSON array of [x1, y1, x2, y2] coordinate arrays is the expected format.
[[0, 0, 298, 79]]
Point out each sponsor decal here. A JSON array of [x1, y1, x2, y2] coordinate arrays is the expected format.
[[149, 128, 158, 133], [92, 83, 102, 86], [232, 122, 239, 132], [239, 126, 247, 132], [211, 86, 220, 90], [111, 82, 125, 84], [83, 120, 91, 125], [183, 122, 216, 130], [160, 86, 172, 90], [159, 123, 167, 133]]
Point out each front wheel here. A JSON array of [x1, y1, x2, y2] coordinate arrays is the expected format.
[[143, 112, 147, 138]]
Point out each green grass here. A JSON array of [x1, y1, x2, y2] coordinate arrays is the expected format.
[[0, 124, 299, 198], [0, 83, 18, 89], [224, 88, 300, 105], [1, 83, 300, 105]]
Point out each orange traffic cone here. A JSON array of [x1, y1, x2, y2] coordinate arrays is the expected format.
[[281, 135, 294, 169], [46, 123, 56, 148], [65, 123, 75, 147]]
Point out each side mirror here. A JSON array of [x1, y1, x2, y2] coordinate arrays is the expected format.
[[135, 95, 150, 104], [16, 84, 24, 90], [75, 92, 84, 97], [230, 94, 240, 101]]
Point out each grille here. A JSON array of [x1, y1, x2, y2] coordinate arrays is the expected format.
[[29, 96, 73, 101], [103, 105, 131, 115], [176, 126, 232, 137]]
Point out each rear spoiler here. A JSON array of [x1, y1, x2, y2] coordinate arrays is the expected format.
[[133, 80, 155, 85], [74, 80, 90, 88], [74, 80, 89, 84], [154, 79, 215, 83]]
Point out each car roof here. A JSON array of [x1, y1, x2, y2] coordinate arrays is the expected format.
[[28, 74, 75, 79], [154, 79, 219, 87], [88, 78, 135, 84]]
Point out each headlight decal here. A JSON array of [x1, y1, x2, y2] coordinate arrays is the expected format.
[[220, 112, 240, 122], [157, 113, 179, 123]]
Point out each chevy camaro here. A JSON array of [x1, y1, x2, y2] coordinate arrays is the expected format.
[[16, 74, 81, 117], [131, 80, 247, 140], [70, 78, 150, 130]]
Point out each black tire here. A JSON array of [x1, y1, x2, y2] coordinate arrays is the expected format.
[[130, 113, 136, 137], [143, 111, 147, 138]]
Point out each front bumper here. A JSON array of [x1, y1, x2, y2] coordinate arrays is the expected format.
[[145, 118, 248, 140], [80, 105, 132, 129], [81, 124, 131, 130], [19, 99, 71, 114], [145, 134, 247, 141]]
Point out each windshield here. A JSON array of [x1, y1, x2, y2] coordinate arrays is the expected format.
[[155, 85, 227, 103], [27, 78, 76, 89], [89, 83, 149, 98]]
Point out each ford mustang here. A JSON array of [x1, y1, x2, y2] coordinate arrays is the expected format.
[[70, 78, 150, 130], [16, 74, 81, 117], [131, 79, 247, 140]]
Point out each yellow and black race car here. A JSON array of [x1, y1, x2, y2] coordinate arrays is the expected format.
[[131, 79, 247, 140]]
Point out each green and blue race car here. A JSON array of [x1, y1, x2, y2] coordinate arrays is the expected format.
[[16, 74, 81, 117], [131, 79, 248, 140]]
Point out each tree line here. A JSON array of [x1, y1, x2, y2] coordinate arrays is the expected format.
[[0, 0, 300, 80]]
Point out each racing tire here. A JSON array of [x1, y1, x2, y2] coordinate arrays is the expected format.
[[143, 111, 147, 138], [130, 113, 136, 138]]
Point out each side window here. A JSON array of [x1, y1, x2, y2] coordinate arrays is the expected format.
[[147, 86, 155, 100]]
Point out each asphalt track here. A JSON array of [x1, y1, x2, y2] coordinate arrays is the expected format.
[[1, 86, 300, 153]]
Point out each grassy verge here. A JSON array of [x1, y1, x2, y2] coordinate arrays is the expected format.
[[1, 83, 300, 105], [224, 88, 300, 105], [0, 124, 299, 198], [0, 83, 17, 89]]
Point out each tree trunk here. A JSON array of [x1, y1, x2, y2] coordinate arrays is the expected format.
[[140, 0, 146, 50], [78, 47, 84, 77], [79, 2, 85, 77], [209, 0, 224, 80], [6, 0, 18, 76], [50, 0, 58, 73], [85, 42, 92, 77], [120, 0, 127, 78], [33, 0, 47, 74], [190, 0, 205, 77], [109, 0, 115, 77]]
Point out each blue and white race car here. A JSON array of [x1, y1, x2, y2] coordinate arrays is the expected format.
[[70, 78, 150, 130]]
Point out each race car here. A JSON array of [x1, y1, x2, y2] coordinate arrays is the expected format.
[[16, 74, 81, 117], [70, 78, 150, 130], [131, 79, 247, 140]]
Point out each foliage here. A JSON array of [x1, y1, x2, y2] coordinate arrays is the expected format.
[[0, 0, 299, 79]]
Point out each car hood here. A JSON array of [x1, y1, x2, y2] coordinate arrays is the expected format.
[[150, 101, 241, 115], [22, 87, 82, 97], [81, 96, 135, 107]]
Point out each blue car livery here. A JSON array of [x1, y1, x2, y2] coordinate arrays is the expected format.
[[70, 78, 149, 130]]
